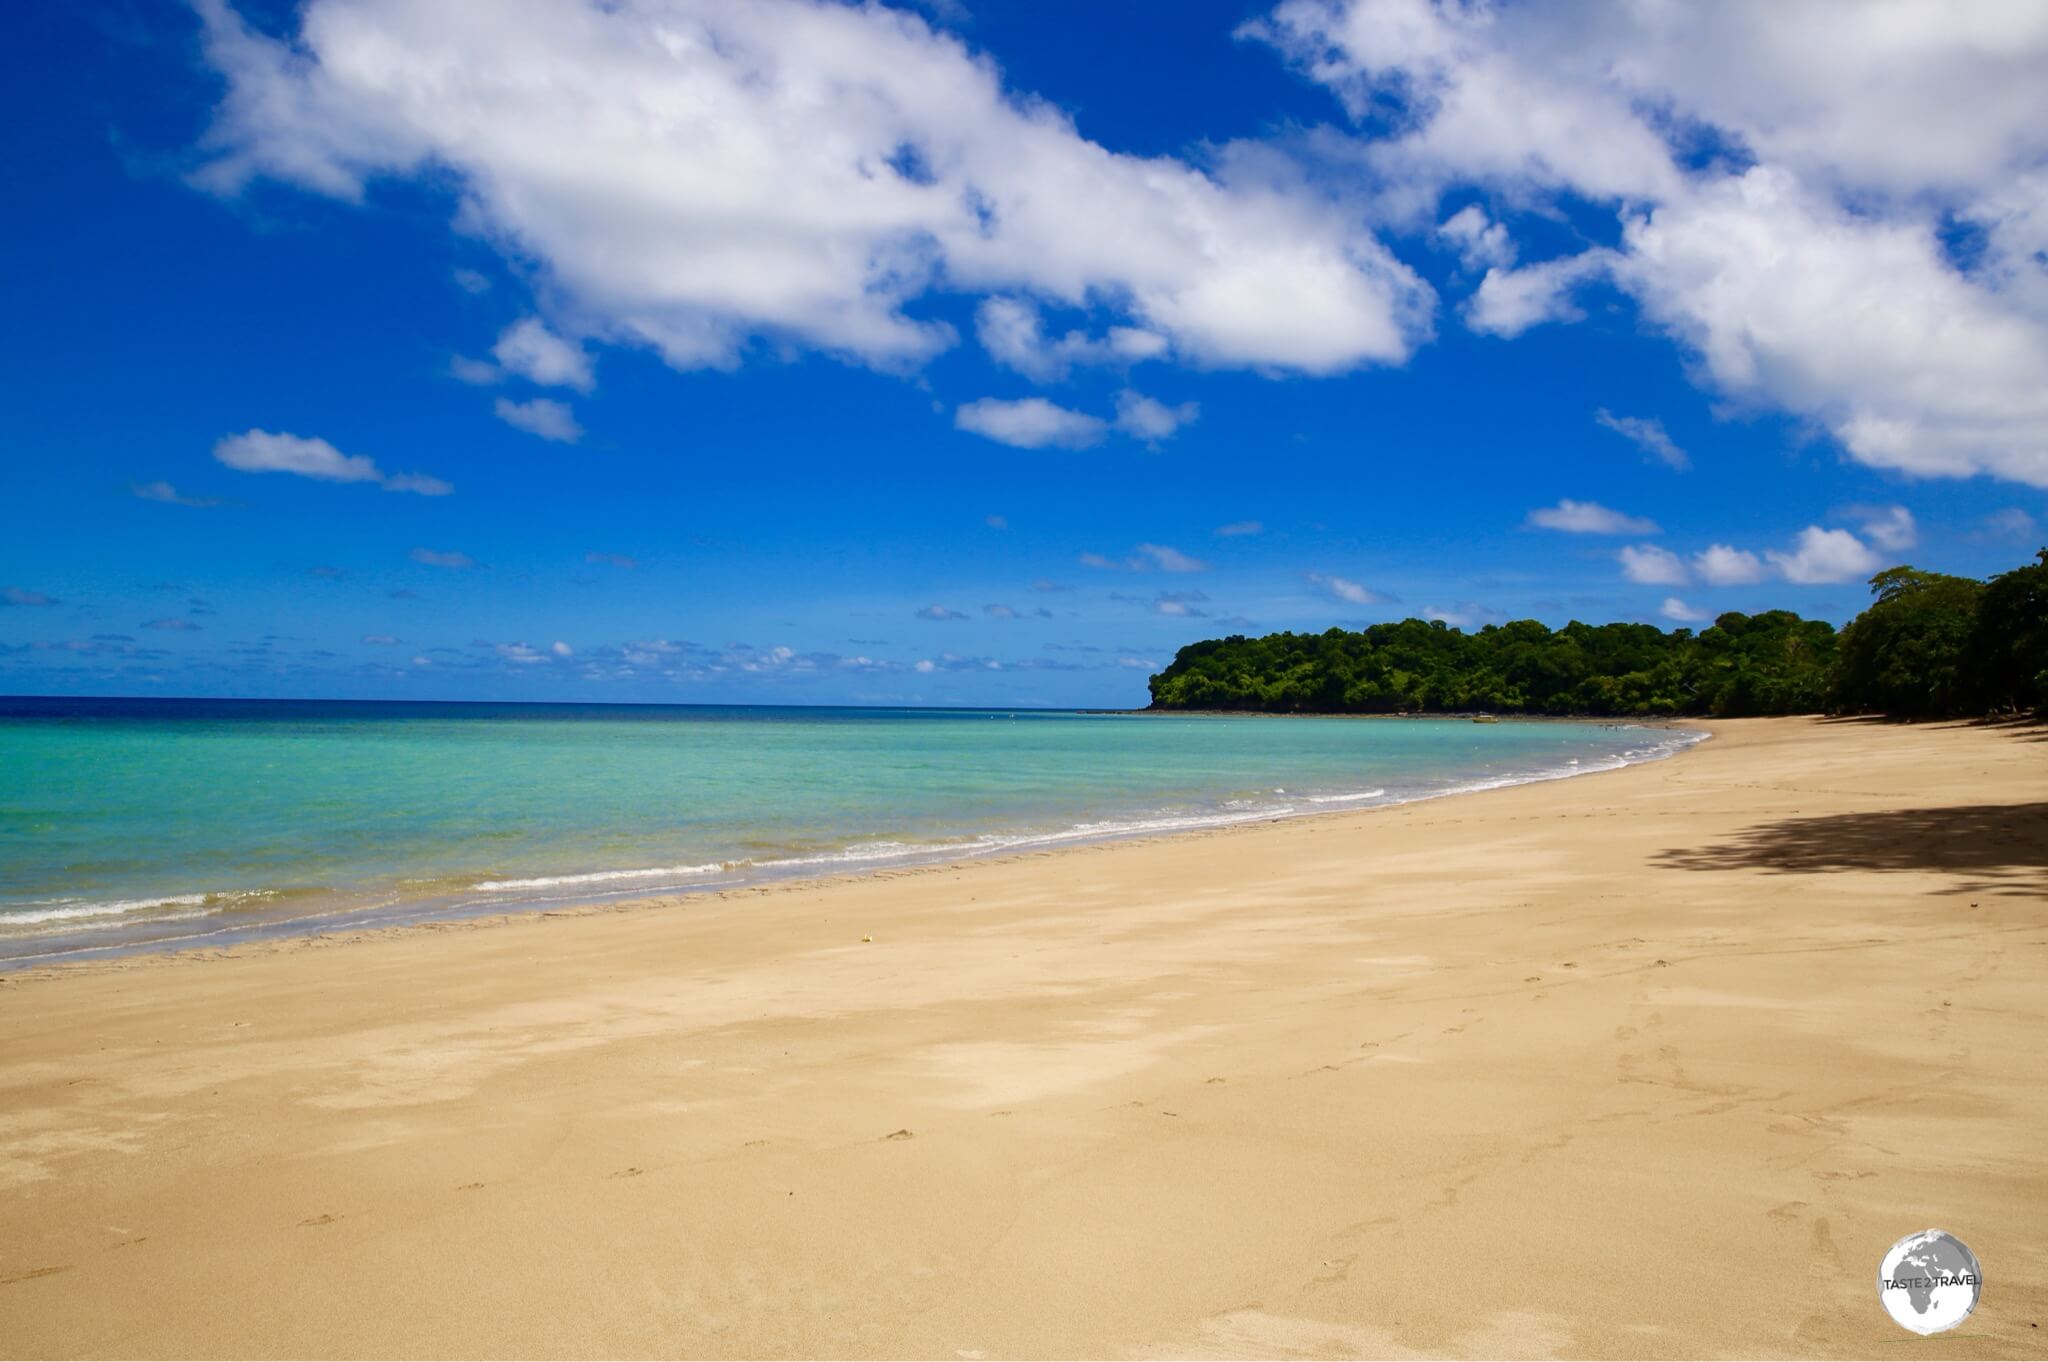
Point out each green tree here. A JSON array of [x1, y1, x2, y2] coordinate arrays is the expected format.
[[1830, 567, 1984, 716]]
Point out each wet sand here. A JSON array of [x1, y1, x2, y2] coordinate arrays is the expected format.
[[1, 716, 2043, 1358]]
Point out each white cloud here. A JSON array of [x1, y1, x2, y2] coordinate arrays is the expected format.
[[1151, 590, 1209, 617], [1133, 542, 1207, 573], [1524, 499, 1657, 535], [1618, 543, 1688, 585], [194, 0, 1431, 377], [1765, 526, 1881, 584], [1975, 507, 2039, 541], [975, 297, 1169, 381], [410, 547, 476, 570], [1692, 544, 1766, 586], [449, 355, 502, 386], [492, 318, 595, 392], [214, 428, 450, 494], [1437, 203, 1513, 271], [1215, 520, 1263, 537], [1306, 571, 1383, 605], [494, 397, 583, 443], [1466, 250, 1612, 337], [130, 481, 222, 508], [915, 604, 968, 620], [552, 640, 573, 657], [984, 514, 1008, 530], [585, 551, 639, 569], [1594, 409, 1689, 471], [956, 397, 1105, 449], [361, 633, 400, 645], [1844, 504, 1918, 553], [1114, 390, 1199, 442], [1660, 597, 1706, 623], [452, 268, 491, 294], [1252, 0, 2048, 486]]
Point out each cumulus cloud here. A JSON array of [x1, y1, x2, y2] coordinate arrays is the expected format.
[[131, 481, 223, 508], [1618, 543, 1688, 585], [1252, 0, 2048, 486], [1524, 499, 1657, 535], [1660, 597, 1706, 623], [494, 397, 583, 443], [955, 397, 1106, 449], [1765, 526, 1881, 584], [193, 0, 1431, 377], [1692, 544, 1767, 586], [492, 318, 595, 391], [1306, 571, 1384, 605], [214, 429, 451, 494], [410, 547, 476, 570], [1437, 203, 1513, 271], [1594, 409, 1689, 471]]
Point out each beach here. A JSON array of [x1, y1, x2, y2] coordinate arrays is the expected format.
[[1, 715, 2043, 1357]]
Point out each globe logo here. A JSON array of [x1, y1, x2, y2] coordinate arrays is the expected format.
[[1877, 1229, 1981, 1335]]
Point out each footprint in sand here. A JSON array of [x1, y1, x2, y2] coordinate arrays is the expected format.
[[456, 1182, 485, 1191], [297, 1214, 341, 1227], [0, 1265, 72, 1286], [609, 1167, 644, 1179], [882, 1129, 916, 1141]]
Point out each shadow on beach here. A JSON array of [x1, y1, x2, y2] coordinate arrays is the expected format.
[[1654, 802, 2048, 898]]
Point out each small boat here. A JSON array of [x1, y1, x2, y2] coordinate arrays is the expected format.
[[1472, 714, 1499, 724]]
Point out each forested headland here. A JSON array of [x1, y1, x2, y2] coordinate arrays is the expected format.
[[1146, 549, 2048, 720]]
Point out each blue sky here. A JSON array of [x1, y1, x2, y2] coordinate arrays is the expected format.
[[4, 0, 2045, 705]]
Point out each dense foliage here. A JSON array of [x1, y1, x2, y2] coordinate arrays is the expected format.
[[1147, 547, 2048, 720]]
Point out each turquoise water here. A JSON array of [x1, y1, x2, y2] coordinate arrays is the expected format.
[[0, 699, 1701, 966]]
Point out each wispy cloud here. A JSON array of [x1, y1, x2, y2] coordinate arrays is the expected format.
[[1114, 390, 1199, 442], [2, 587, 58, 607], [410, 547, 477, 570], [1215, 520, 1263, 537], [584, 551, 639, 569], [1525, 499, 1658, 535], [143, 617, 202, 631], [214, 429, 451, 495], [915, 604, 968, 621], [495, 397, 583, 443], [1594, 409, 1689, 471], [130, 480, 223, 508], [1306, 572, 1386, 605]]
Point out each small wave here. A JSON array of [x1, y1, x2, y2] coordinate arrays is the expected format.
[[1, 893, 211, 928], [1303, 788, 1389, 804], [472, 863, 726, 892]]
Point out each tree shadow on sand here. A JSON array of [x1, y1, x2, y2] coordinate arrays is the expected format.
[[1653, 803, 2048, 898]]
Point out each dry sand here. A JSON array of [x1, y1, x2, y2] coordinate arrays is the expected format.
[[1, 716, 2044, 1359]]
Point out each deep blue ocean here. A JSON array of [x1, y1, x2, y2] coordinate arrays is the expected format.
[[0, 698, 1700, 966]]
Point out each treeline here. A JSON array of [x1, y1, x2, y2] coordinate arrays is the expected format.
[[1146, 549, 2048, 719]]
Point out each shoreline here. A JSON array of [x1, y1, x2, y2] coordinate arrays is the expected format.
[[2, 716, 2043, 1357], [0, 717, 1704, 978]]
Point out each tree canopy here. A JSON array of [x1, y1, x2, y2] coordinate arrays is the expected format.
[[1146, 546, 2047, 720]]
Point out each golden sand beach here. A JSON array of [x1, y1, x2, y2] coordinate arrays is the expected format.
[[1, 716, 2043, 1358]]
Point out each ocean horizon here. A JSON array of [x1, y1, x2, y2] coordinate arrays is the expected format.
[[0, 696, 1701, 969]]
